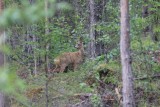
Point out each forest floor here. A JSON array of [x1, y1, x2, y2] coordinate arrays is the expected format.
[[11, 61, 160, 107]]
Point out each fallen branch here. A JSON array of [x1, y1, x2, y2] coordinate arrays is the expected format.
[[134, 74, 160, 80], [115, 87, 122, 105]]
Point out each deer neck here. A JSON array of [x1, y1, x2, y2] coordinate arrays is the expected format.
[[79, 44, 84, 56]]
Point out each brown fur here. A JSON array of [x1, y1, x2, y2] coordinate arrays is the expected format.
[[53, 38, 84, 72]]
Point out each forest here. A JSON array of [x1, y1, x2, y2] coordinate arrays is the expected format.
[[0, 0, 160, 107]]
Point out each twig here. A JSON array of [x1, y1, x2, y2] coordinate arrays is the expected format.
[[115, 87, 122, 105], [134, 74, 160, 80]]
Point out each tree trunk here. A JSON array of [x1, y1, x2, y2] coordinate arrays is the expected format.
[[32, 25, 37, 76], [120, 0, 135, 107], [88, 0, 96, 58], [0, 46, 6, 107], [44, 0, 49, 107], [0, 93, 4, 107], [0, 0, 5, 107], [142, 0, 149, 37], [95, 0, 106, 56]]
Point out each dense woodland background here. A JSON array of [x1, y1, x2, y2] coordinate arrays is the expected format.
[[0, 0, 160, 107]]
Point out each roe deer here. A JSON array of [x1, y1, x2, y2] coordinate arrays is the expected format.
[[53, 37, 84, 72]]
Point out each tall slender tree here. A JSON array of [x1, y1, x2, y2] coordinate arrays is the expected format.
[[0, 0, 5, 106], [120, 0, 135, 107], [88, 0, 96, 58], [44, 0, 49, 106]]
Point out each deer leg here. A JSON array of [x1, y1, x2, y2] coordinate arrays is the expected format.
[[53, 67, 60, 72], [52, 65, 60, 72], [60, 64, 67, 72], [73, 63, 78, 71]]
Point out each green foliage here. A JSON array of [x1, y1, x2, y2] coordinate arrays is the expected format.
[[90, 94, 101, 107], [0, 0, 71, 28], [130, 0, 160, 101], [131, 36, 159, 51], [107, 48, 120, 60], [0, 66, 27, 104], [0, 0, 72, 106], [0, 72, 24, 93], [80, 59, 120, 87], [1, 0, 160, 106], [79, 82, 93, 93], [56, 1, 72, 11], [0, 3, 43, 27]]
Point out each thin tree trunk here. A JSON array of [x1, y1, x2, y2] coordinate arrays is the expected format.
[[25, 26, 32, 75], [32, 25, 37, 76], [88, 0, 96, 58], [120, 0, 135, 107], [0, 0, 5, 106], [30, 0, 37, 76], [33, 36, 37, 76], [44, 0, 49, 107], [142, 0, 149, 37], [73, 0, 79, 15], [0, 52, 5, 107], [0, 93, 4, 107]]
